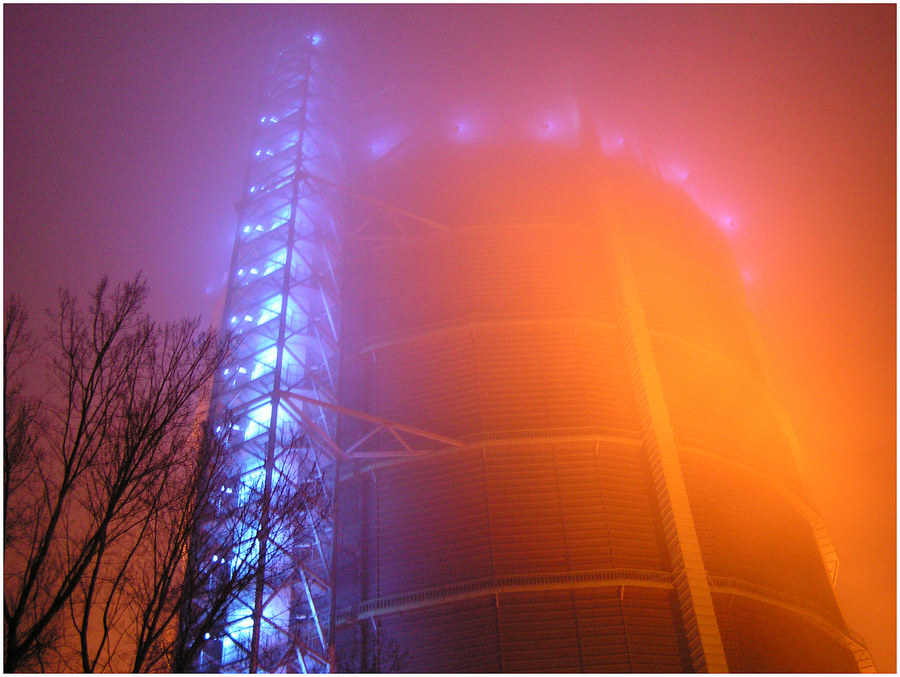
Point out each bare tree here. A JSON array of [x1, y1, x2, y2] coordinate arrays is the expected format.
[[3, 276, 234, 672], [4, 276, 330, 673], [63, 418, 326, 673]]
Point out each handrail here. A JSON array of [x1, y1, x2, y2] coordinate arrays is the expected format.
[[461, 425, 642, 444], [707, 575, 838, 625], [677, 440, 840, 586], [349, 313, 619, 358], [336, 568, 673, 621], [707, 575, 875, 672], [336, 569, 875, 672]]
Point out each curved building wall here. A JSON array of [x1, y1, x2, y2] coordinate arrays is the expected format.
[[333, 143, 867, 672]]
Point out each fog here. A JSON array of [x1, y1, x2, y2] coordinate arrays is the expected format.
[[5, 5, 894, 670]]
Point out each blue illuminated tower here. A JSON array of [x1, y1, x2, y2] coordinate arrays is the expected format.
[[208, 35, 342, 673]]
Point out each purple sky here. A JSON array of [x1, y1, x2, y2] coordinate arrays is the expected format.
[[5, 5, 895, 670]]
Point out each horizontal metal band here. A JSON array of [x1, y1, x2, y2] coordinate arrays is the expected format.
[[336, 568, 674, 621], [336, 569, 874, 671], [348, 314, 620, 359], [461, 425, 642, 446], [338, 427, 644, 476]]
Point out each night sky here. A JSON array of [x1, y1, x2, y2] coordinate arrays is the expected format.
[[5, 5, 895, 671]]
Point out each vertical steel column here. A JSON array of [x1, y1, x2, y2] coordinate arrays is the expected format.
[[603, 219, 730, 673], [209, 36, 341, 673]]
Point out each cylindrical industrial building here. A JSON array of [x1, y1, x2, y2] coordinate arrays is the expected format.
[[332, 140, 872, 672], [205, 39, 874, 673]]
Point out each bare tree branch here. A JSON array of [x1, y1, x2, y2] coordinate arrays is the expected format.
[[4, 277, 329, 673], [3, 276, 233, 672]]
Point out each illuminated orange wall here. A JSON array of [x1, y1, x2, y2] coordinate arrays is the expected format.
[[333, 142, 870, 672]]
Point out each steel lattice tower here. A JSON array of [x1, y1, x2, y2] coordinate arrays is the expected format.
[[206, 36, 341, 673]]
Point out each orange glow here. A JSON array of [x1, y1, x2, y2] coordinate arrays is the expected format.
[[333, 140, 884, 671], [4, 4, 893, 671]]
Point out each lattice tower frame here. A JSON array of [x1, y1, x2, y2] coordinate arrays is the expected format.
[[206, 37, 342, 673]]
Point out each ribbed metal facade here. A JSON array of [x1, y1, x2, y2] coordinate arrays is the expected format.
[[331, 144, 873, 672]]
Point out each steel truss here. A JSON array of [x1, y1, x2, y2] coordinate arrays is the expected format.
[[205, 37, 342, 673]]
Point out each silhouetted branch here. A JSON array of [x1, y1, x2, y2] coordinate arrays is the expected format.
[[3, 276, 234, 673]]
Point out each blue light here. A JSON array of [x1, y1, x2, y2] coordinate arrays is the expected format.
[[369, 127, 408, 160], [369, 139, 394, 160], [244, 403, 272, 441], [310, 33, 322, 47], [718, 215, 737, 232], [264, 251, 286, 275], [535, 118, 566, 142], [252, 346, 278, 380], [451, 119, 479, 142], [258, 295, 283, 325], [663, 165, 690, 184]]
